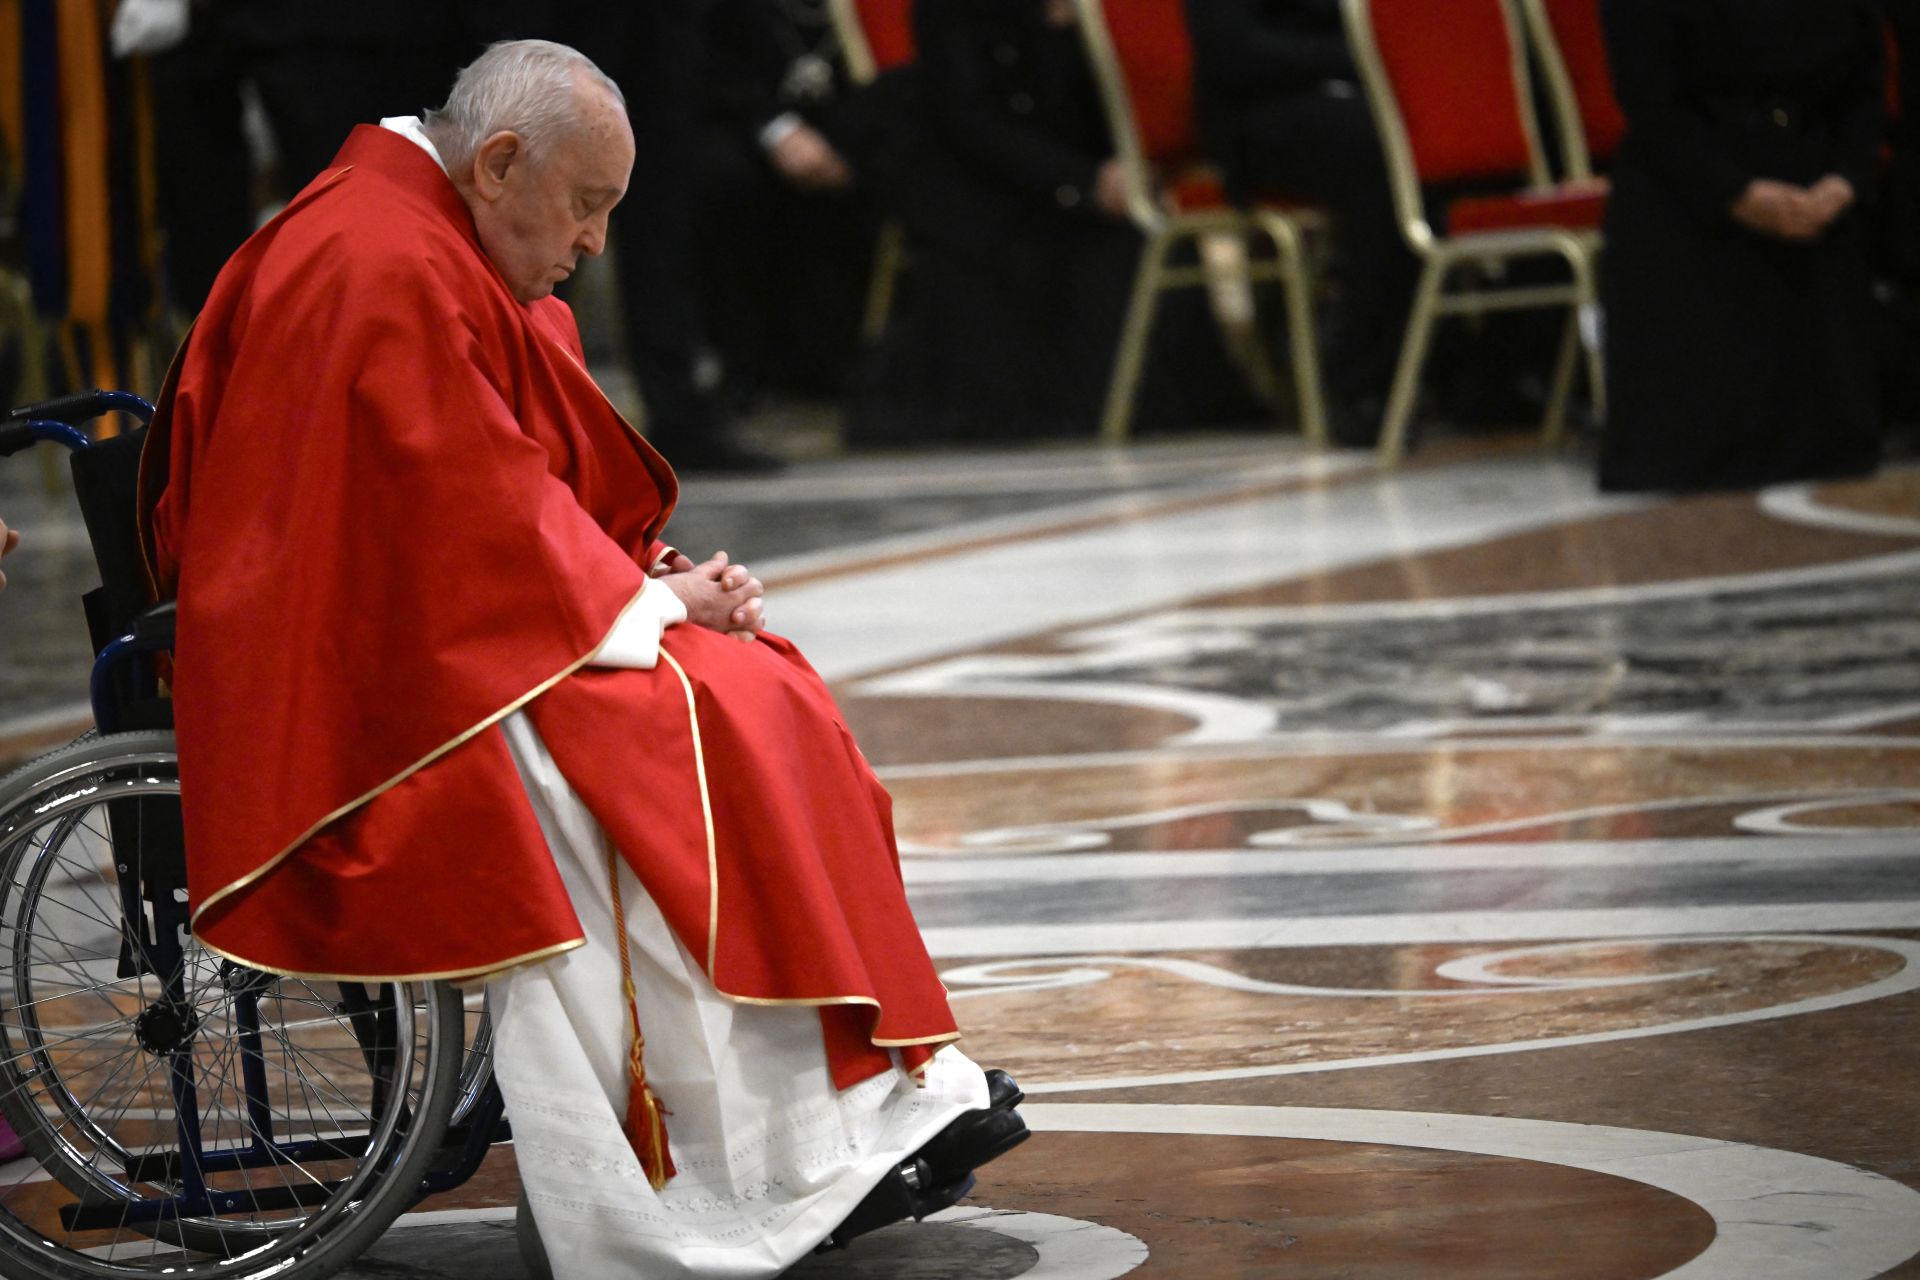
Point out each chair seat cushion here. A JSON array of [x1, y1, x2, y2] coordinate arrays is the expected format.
[[1167, 168, 1230, 212], [1447, 179, 1609, 234]]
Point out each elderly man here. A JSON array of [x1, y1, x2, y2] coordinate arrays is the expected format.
[[137, 40, 1023, 1278]]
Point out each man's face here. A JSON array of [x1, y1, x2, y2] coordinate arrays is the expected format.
[[470, 79, 634, 303]]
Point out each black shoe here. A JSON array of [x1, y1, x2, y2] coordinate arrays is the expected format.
[[918, 1105, 1030, 1187], [983, 1067, 1024, 1111], [819, 1160, 977, 1252], [914, 1068, 1028, 1182]]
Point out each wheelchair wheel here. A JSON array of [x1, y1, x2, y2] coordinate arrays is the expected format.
[[0, 731, 464, 1280]]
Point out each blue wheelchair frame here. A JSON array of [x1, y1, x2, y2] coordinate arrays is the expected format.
[[1, 391, 503, 1238]]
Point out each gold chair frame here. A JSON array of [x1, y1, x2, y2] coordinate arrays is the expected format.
[[1343, 0, 1603, 465], [1518, 0, 1601, 182], [1073, 0, 1328, 448]]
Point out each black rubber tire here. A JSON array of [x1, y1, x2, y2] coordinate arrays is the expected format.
[[0, 730, 466, 1280]]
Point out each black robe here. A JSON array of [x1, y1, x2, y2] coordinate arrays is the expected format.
[[850, 0, 1139, 441], [1598, 0, 1886, 492]]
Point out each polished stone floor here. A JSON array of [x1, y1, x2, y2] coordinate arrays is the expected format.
[[2, 431, 1918, 1278]]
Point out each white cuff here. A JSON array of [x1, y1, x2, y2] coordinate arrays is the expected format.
[[759, 112, 804, 151], [110, 0, 189, 58], [590, 577, 688, 670]]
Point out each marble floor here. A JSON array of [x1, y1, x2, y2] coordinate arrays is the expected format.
[[2, 431, 1918, 1278]]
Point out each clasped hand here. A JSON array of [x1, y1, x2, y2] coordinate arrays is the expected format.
[[1729, 174, 1855, 242], [652, 550, 765, 643]]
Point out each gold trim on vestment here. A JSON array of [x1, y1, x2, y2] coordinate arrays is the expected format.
[[726, 992, 879, 1009], [872, 1032, 964, 1048], [658, 650, 721, 975], [190, 581, 654, 930], [654, 652, 959, 1050], [194, 931, 586, 986]]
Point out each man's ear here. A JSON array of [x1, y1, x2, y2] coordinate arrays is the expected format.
[[471, 130, 522, 201]]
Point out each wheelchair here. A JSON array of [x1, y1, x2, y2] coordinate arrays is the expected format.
[[0, 393, 504, 1280]]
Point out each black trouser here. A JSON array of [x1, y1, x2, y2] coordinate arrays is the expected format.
[[692, 122, 876, 403], [568, 1, 719, 447], [1226, 86, 1418, 404]]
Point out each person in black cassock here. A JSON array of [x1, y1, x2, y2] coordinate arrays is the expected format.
[[1598, 0, 1886, 492], [695, 0, 881, 412], [1184, 0, 1417, 446], [1876, 0, 1920, 434], [852, 0, 1138, 442], [559, 1, 787, 471]]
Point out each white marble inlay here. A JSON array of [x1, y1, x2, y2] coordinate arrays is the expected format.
[[919, 903, 1920, 957], [751, 448, 1367, 582], [980, 932, 1920, 1095], [902, 835, 1920, 883], [1760, 477, 1920, 540], [924, 1206, 1148, 1279], [1023, 1103, 1920, 1280], [942, 940, 1715, 1000], [854, 544, 1920, 746], [776, 456, 1633, 680], [1735, 793, 1920, 836]]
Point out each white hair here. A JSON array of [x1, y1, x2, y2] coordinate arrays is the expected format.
[[423, 39, 624, 175]]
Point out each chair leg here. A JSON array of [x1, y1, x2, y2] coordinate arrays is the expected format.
[[1376, 257, 1445, 466], [1100, 229, 1175, 446], [1257, 212, 1328, 450], [862, 222, 905, 344], [1542, 307, 1580, 451], [1579, 295, 1606, 425], [1561, 247, 1607, 425]]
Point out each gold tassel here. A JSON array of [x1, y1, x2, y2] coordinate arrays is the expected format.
[[608, 848, 676, 1189]]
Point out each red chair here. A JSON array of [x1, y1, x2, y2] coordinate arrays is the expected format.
[[828, 0, 917, 340], [1522, 0, 1626, 178], [1076, 0, 1328, 446], [1344, 0, 1606, 464]]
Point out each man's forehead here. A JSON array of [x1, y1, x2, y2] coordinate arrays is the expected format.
[[567, 83, 635, 177], [543, 111, 633, 190]]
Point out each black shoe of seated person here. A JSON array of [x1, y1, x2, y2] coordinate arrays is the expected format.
[[916, 1067, 1029, 1181], [817, 1068, 1030, 1252]]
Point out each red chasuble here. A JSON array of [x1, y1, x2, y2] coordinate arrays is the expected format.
[[139, 127, 955, 1083]]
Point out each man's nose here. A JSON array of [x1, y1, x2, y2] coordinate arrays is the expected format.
[[578, 217, 608, 257]]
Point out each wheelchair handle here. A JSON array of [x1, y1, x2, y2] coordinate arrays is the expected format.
[[1, 420, 92, 456], [5, 388, 155, 427]]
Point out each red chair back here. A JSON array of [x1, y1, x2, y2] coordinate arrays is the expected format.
[[1091, 0, 1200, 169], [1364, 0, 1537, 184], [1541, 0, 1625, 164], [852, 0, 916, 73]]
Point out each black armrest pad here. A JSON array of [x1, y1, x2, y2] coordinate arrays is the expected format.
[[132, 601, 176, 647]]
